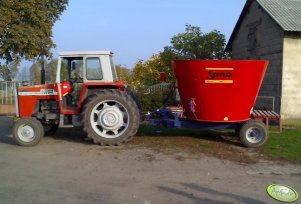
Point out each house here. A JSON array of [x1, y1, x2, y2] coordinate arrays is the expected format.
[[226, 0, 301, 118]]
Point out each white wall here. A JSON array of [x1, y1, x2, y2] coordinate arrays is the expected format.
[[282, 34, 301, 118]]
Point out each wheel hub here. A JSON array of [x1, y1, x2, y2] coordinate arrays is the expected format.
[[18, 125, 35, 142], [90, 100, 130, 139], [246, 127, 262, 143], [97, 106, 124, 130]]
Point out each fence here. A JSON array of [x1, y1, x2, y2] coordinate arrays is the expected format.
[[147, 82, 173, 94], [0, 81, 37, 105], [0, 81, 37, 115], [0, 81, 18, 105]]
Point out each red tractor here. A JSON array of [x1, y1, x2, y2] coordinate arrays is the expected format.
[[13, 51, 140, 146]]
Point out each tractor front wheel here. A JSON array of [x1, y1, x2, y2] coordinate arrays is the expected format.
[[12, 117, 44, 146], [82, 89, 140, 146], [239, 120, 268, 148]]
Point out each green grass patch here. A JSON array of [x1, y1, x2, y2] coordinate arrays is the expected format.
[[261, 128, 301, 163]]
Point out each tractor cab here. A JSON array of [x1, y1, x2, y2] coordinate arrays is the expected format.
[[57, 51, 118, 110]]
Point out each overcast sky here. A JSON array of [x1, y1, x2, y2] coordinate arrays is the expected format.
[[51, 0, 246, 68]]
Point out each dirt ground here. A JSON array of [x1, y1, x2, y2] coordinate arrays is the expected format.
[[0, 116, 300, 204]]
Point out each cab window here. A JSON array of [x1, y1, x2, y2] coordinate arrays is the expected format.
[[86, 57, 103, 80], [60, 57, 83, 83]]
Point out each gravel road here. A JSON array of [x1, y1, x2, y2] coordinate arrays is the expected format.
[[0, 116, 300, 204]]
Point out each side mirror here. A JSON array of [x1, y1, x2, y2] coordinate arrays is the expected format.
[[159, 72, 167, 82]]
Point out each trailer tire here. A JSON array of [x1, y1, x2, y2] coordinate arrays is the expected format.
[[13, 117, 44, 146], [81, 89, 140, 146], [239, 120, 268, 148]]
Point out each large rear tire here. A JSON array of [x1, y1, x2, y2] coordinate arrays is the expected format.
[[13, 117, 44, 146], [81, 89, 140, 145], [239, 120, 268, 147]]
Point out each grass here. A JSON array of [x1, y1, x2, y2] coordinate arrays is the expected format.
[[261, 128, 301, 163]]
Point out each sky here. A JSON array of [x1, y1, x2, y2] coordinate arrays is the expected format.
[[50, 0, 246, 69]]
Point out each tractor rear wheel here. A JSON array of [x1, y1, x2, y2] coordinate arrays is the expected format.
[[81, 89, 140, 146], [12, 117, 44, 146], [239, 120, 268, 147]]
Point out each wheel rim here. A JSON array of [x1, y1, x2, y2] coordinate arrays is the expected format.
[[17, 124, 35, 142], [245, 127, 263, 144], [90, 100, 129, 139]]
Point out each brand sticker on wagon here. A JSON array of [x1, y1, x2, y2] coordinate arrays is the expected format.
[[205, 68, 234, 84]]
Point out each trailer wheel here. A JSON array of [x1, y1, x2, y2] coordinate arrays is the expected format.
[[239, 120, 268, 148], [81, 89, 140, 146], [13, 117, 44, 146]]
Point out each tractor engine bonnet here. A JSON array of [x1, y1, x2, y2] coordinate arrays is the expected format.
[[172, 60, 268, 123]]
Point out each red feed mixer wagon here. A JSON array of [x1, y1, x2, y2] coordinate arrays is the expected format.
[[148, 60, 278, 147]]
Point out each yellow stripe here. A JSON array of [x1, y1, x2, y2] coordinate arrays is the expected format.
[[205, 68, 234, 70], [205, 80, 233, 84]]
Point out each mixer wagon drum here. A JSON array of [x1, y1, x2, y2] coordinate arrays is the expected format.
[[172, 60, 269, 147]]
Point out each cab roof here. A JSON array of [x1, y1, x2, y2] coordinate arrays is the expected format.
[[58, 51, 113, 57]]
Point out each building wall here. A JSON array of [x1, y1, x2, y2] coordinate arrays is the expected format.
[[231, 1, 284, 113], [282, 33, 301, 118]]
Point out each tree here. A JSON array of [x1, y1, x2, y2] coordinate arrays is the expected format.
[[129, 55, 165, 89], [29, 63, 41, 84], [115, 65, 131, 81], [0, 62, 18, 81], [162, 24, 230, 60], [17, 66, 30, 82], [0, 0, 68, 64], [46, 59, 58, 83]]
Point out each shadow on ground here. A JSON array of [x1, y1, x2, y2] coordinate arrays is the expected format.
[[131, 124, 260, 164], [158, 183, 265, 204], [49, 127, 91, 145], [0, 117, 260, 164], [0, 116, 15, 145], [136, 124, 243, 147]]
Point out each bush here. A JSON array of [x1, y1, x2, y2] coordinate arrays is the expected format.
[[131, 86, 178, 113]]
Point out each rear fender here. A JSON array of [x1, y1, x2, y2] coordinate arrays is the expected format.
[[77, 82, 126, 112]]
